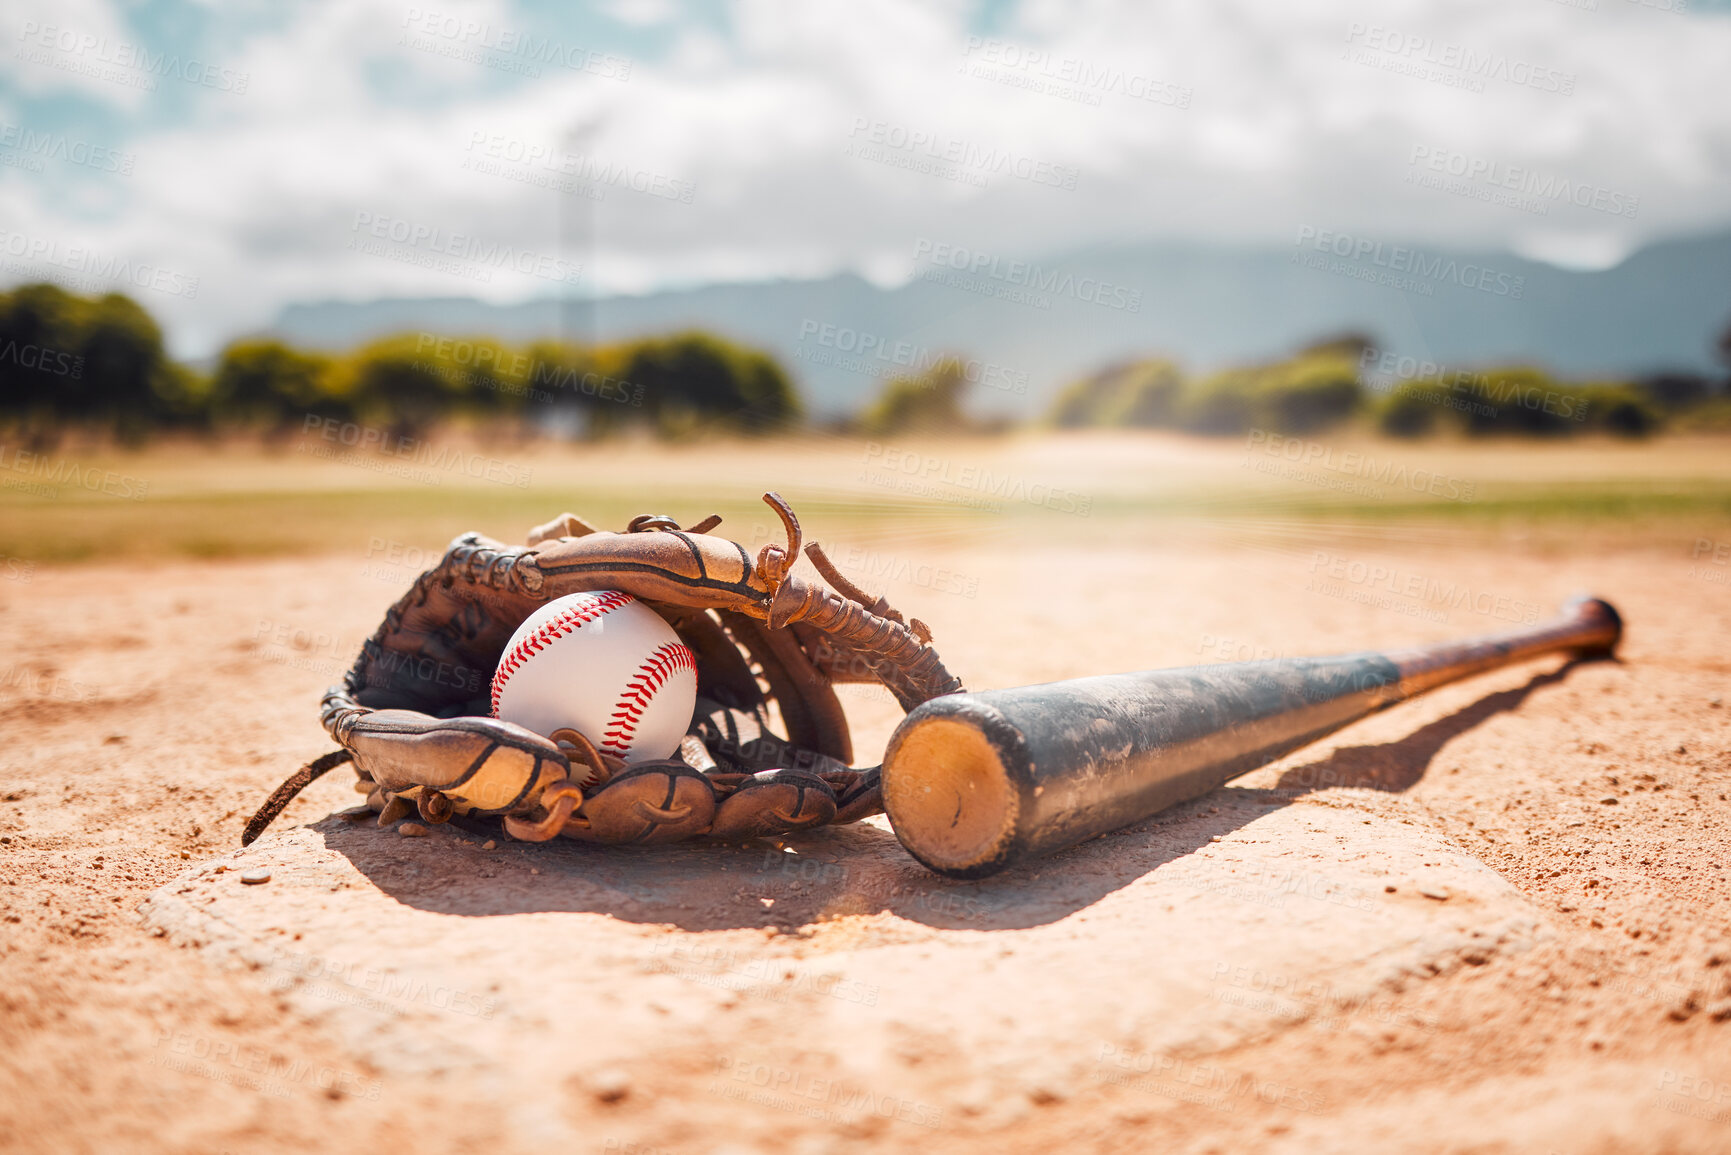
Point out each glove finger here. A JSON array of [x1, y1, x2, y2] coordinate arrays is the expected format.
[[561, 761, 717, 844], [708, 769, 837, 842], [344, 710, 573, 815], [829, 766, 883, 825]]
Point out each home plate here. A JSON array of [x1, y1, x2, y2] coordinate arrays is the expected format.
[[140, 792, 1552, 1144]]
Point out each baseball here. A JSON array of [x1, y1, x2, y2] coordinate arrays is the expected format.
[[491, 590, 698, 767]]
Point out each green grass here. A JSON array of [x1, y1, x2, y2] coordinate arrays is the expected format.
[[3, 437, 1730, 564]]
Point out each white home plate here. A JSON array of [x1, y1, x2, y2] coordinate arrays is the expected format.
[[138, 787, 1580, 1150]]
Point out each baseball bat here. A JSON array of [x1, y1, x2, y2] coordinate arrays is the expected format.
[[880, 595, 1621, 879]]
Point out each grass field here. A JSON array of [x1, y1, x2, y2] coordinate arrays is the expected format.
[[3, 429, 1731, 564]]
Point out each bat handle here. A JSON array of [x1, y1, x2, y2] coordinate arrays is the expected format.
[[1386, 594, 1621, 701]]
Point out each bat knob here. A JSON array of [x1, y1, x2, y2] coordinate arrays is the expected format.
[[1559, 594, 1622, 657]]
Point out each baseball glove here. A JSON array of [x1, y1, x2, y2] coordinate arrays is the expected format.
[[242, 492, 964, 848]]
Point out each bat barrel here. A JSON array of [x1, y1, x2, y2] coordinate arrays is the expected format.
[[881, 596, 1620, 879]]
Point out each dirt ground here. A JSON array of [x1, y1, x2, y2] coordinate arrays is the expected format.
[[3, 484, 1731, 1152]]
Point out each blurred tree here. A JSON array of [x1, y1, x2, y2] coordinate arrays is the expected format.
[[330, 334, 473, 436], [1575, 383, 1663, 438], [1377, 385, 1440, 438], [1378, 368, 1661, 439], [1252, 350, 1362, 434], [1179, 348, 1361, 436], [1048, 359, 1184, 428], [1297, 332, 1377, 363], [613, 332, 802, 437], [0, 283, 186, 439], [209, 339, 340, 430], [1178, 368, 1258, 434], [1637, 371, 1714, 412], [860, 356, 972, 436]]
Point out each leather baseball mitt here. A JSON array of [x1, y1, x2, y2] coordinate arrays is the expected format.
[[243, 493, 964, 847]]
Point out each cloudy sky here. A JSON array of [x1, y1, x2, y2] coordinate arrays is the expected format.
[[2, 0, 1729, 357]]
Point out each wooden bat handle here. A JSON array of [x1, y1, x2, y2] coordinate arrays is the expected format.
[[1388, 595, 1621, 698], [882, 596, 1622, 879]]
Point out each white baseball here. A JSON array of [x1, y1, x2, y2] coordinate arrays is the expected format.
[[491, 590, 697, 765]]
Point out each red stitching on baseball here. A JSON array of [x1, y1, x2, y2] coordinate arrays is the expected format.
[[490, 590, 636, 716], [599, 641, 696, 757]]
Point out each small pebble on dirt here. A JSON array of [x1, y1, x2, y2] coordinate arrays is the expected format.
[[1420, 886, 1451, 901], [240, 869, 271, 885], [482, 840, 497, 851], [1600, 797, 1619, 805], [398, 823, 430, 838], [588, 1069, 631, 1103]]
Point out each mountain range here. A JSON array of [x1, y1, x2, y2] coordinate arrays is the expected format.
[[269, 229, 1731, 418]]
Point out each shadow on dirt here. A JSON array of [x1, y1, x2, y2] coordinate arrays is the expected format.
[[319, 657, 1599, 935], [1273, 660, 1589, 793]]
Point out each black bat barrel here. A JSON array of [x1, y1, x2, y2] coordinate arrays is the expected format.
[[880, 596, 1621, 878]]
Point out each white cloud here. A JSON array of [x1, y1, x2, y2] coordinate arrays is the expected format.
[[0, 0, 1728, 355], [601, 0, 682, 29]]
